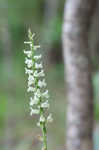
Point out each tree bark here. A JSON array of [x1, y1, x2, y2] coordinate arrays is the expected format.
[[62, 0, 96, 150]]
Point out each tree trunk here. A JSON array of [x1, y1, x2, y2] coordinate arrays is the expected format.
[[62, 0, 96, 150]]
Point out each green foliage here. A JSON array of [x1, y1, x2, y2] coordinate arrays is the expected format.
[[93, 72, 99, 121], [42, 17, 62, 45], [0, 94, 6, 131]]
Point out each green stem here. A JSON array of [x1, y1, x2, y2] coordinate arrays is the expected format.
[[42, 122, 47, 150]]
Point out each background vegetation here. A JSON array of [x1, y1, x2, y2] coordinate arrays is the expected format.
[[0, 0, 99, 150]]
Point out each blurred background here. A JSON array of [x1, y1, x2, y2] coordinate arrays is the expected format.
[[0, 0, 99, 150]]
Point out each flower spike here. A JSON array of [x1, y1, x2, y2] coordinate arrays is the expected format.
[[24, 29, 53, 150]]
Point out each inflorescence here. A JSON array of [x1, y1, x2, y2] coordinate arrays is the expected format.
[[24, 29, 53, 150]]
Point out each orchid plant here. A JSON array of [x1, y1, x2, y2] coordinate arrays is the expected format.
[[24, 29, 53, 150]]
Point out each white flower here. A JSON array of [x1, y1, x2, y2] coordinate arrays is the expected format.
[[28, 75, 35, 86], [41, 100, 49, 108], [34, 54, 42, 60], [28, 80, 34, 86], [30, 97, 34, 106], [35, 89, 41, 98], [40, 115, 45, 122], [30, 96, 39, 106], [33, 70, 39, 77], [38, 70, 45, 77], [35, 63, 43, 69], [38, 79, 47, 88], [25, 68, 33, 74], [34, 95, 40, 104], [34, 70, 45, 77], [28, 74, 34, 81], [42, 90, 49, 98], [47, 114, 53, 123], [24, 50, 32, 58], [27, 86, 35, 92], [25, 58, 33, 68], [24, 41, 32, 44], [30, 107, 40, 115], [34, 45, 40, 50], [30, 43, 33, 48]]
